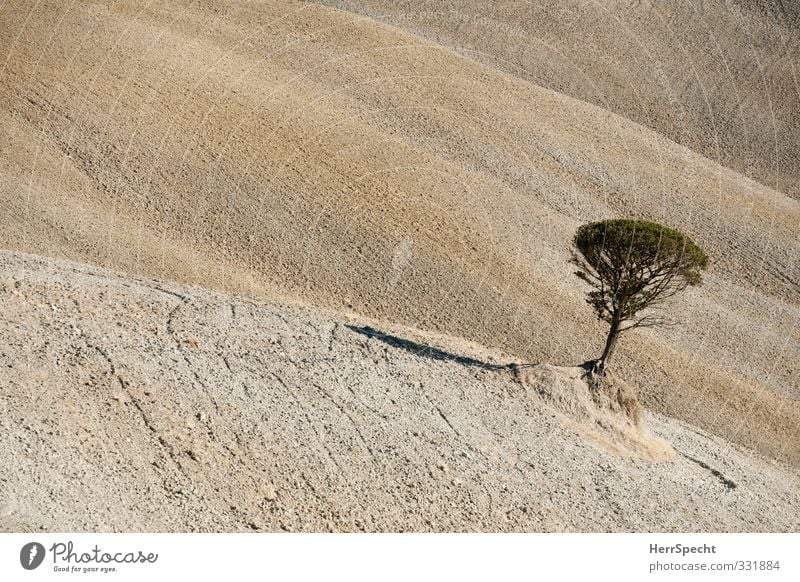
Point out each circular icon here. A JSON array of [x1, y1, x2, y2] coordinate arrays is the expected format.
[[20, 542, 46, 570]]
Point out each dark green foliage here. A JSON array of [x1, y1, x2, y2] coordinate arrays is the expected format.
[[572, 219, 708, 370]]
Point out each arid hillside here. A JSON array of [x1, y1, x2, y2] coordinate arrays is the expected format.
[[1, 252, 798, 532], [320, 0, 800, 199], [0, 1, 798, 470]]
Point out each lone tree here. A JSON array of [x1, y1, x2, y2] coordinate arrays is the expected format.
[[572, 219, 708, 375]]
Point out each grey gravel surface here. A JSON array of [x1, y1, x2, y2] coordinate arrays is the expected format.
[[1, 252, 797, 532]]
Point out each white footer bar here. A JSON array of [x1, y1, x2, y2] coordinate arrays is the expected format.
[[2, 533, 797, 581]]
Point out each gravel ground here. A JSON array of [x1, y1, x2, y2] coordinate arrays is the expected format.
[[1, 252, 797, 532]]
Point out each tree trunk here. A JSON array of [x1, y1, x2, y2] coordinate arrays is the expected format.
[[597, 316, 621, 373]]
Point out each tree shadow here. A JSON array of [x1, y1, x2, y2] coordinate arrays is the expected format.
[[345, 324, 513, 370]]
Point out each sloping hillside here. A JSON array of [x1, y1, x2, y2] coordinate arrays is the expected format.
[[0, 1, 798, 470], [320, 0, 800, 199], [1, 252, 798, 532]]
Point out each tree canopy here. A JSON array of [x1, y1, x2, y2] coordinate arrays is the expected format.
[[572, 218, 708, 371]]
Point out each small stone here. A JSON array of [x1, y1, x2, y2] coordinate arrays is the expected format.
[[264, 487, 277, 501]]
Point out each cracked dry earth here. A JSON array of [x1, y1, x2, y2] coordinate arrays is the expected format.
[[1, 252, 798, 532]]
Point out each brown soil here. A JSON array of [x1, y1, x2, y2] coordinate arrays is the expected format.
[[0, 1, 798, 471]]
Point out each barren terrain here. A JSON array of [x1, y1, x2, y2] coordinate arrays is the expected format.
[[0, 1, 798, 530], [1, 252, 797, 532], [321, 0, 800, 199]]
